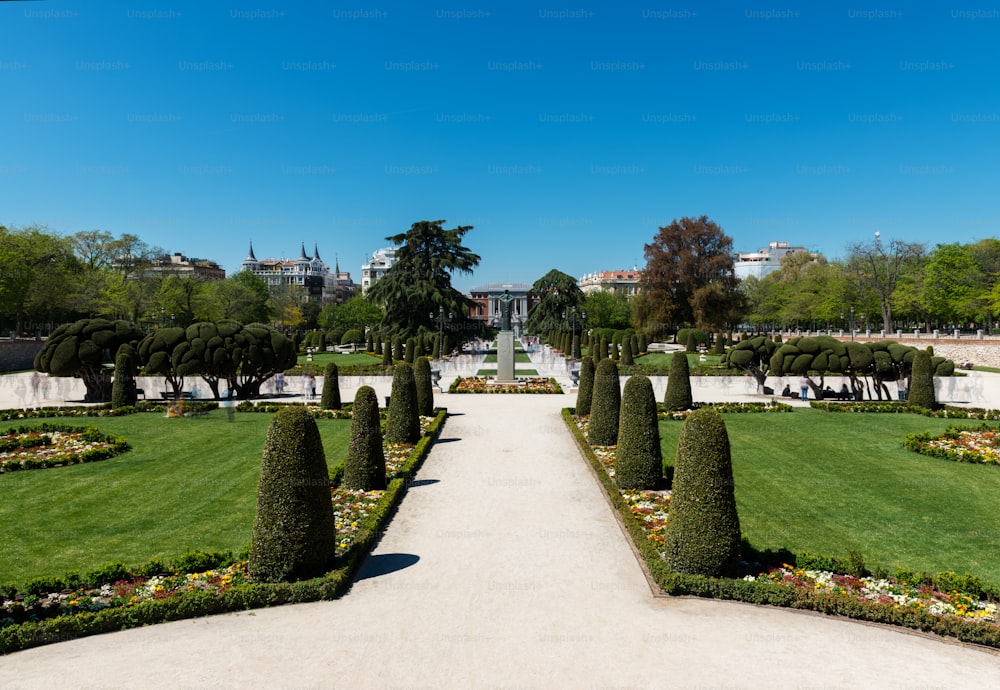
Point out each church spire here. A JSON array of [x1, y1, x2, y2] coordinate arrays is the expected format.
[[245, 241, 257, 262], [313, 243, 321, 261], [298, 242, 309, 261], [335, 253, 340, 274]]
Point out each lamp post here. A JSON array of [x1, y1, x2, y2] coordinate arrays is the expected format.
[[430, 306, 452, 360], [850, 306, 855, 341]]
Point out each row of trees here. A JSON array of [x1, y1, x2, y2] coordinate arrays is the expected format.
[[744, 237, 1000, 334]]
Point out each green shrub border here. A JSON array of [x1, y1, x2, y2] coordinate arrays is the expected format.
[[0, 408, 447, 655], [810, 400, 1000, 420], [561, 407, 1000, 649]]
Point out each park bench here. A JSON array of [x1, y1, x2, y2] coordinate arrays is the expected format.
[[160, 391, 195, 401]]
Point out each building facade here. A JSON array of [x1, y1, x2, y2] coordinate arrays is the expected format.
[[361, 246, 398, 294], [241, 242, 354, 303], [578, 269, 641, 296], [146, 252, 226, 281], [468, 282, 536, 337], [734, 241, 810, 280]]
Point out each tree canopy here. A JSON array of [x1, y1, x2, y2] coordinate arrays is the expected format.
[[367, 220, 480, 337], [639, 216, 741, 335], [524, 269, 585, 335]]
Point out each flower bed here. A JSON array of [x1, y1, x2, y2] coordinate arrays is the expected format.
[[905, 424, 1000, 465], [0, 409, 447, 654], [744, 565, 997, 622], [448, 376, 563, 394], [563, 408, 1000, 649], [0, 401, 215, 422], [658, 400, 792, 420], [0, 424, 129, 473]]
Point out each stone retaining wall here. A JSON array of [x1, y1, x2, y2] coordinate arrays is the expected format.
[[0, 340, 44, 373]]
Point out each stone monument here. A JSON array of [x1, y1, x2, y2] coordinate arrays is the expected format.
[[496, 290, 516, 383]]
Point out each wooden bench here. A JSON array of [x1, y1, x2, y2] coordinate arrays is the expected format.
[[160, 391, 195, 401]]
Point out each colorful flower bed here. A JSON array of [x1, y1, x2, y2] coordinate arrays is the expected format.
[[745, 565, 997, 622], [658, 400, 792, 420], [0, 424, 129, 473], [905, 424, 1000, 465], [449, 376, 563, 394]]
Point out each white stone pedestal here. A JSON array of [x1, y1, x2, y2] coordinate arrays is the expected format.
[[496, 331, 516, 383]]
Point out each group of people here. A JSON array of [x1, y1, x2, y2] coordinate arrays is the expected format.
[[781, 377, 852, 401]]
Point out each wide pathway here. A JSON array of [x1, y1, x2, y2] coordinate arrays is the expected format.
[[2, 392, 1000, 688]]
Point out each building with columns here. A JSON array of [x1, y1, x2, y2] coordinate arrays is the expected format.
[[468, 282, 536, 337], [241, 242, 354, 303]]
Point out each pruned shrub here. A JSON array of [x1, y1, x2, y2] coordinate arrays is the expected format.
[[414, 356, 434, 416], [392, 336, 403, 362], [663, 407, 741, 577], [404, 337, 416, 364], [320, 362, 341, 410], [110, 347, 137, 409], [576, 356, 595, 415], [588, 359, 620, 445], [620, 335, 633, 366], [382, 340, 392, 366], [249, 407, 336, 582], [909, 349, 937, 409], [386, 362, 420, 443], [615, 374, 662, 490], [342, 386, 386, 490], [664, 352, 693, 411]]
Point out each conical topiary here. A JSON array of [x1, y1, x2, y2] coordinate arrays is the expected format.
[[615, 374, 662, 490], [664, 351, 693, 411], [598, 333, 609, 362], [685, 331, 697, 352], [249, 407, 336, 582], [110, 346, 138, 409], [366, 330, 374, 353], [382, 340, 392, 366], [909, 348, 937, 409], [663, 407, 741, 577], [392, 336, 403, 362], [414, 356, 434, 416], [320, 361, 341, 410], [588, 359, 621, 445], [620, 335, 633, 366], [712, 335, 724, 356], [374, 335, 383, 356], [386, 362, 420, 444], [576, 356, 596, 415], [342, 386, 386, 490], [404, 337, 416, 364]]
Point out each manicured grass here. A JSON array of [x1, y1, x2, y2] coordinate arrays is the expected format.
[[294, 352, 383, 369], [0, 411, 351, 585], [634, 352, 723, 367], [482, 353, 533, 363], [475, 369, 540, 376], [658, 409, 1000, 583]]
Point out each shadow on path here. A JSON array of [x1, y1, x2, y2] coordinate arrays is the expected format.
[[353, 553, 420, 582]]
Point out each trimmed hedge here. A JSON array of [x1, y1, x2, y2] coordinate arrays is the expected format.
[[588, 359, 620, 445], [414, 357, 434, 417], [663, 351, 693, 411], [575, 356, 595, 416], [342, 386, 387, 490], [248, 407, 337, 582], [110, 348, 138, 409], [910, 349, 937, 410], [320, 361, 342, 410], [614, 374, 662, 490], [386, 362, 420, 444], [663, 408, 741, 577]]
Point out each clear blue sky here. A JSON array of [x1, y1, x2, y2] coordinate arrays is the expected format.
[[3, 2, 998, 292]]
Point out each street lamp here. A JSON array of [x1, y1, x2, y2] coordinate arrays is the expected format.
[[850, 306, 855, 341], [430, 306, 452, 360]]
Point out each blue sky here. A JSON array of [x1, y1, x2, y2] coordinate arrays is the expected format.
[[3, 2, 998, 292]]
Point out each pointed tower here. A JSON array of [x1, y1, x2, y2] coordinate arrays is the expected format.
[[242, 241, 259, 271]]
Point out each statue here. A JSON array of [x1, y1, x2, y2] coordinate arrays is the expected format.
[[499, 290, 513, 331]]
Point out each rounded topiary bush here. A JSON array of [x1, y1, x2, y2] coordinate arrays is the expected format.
[[620, 334, 633, 366], [386, 362, 420, 444], [615, 374, 662, 490], [342, 385, 386, 491], [663, 351, 693, 411], [576, 356, 596, 415], [663, 407, 740, 577], [909, 349, 937, 409], [414, 356, 434, 416], [588, 359, 621, 446], [320, 361, 341, 410], [249, 407, 336, 582], [110, 347, 138, 409]]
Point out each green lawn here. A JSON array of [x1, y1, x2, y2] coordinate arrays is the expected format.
[[295, 352, 383, 369], [0, 411, 351, 585], [659, 409, 1000, 583], [634, 352, 723, 367], [482, 353, 533, 363]]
